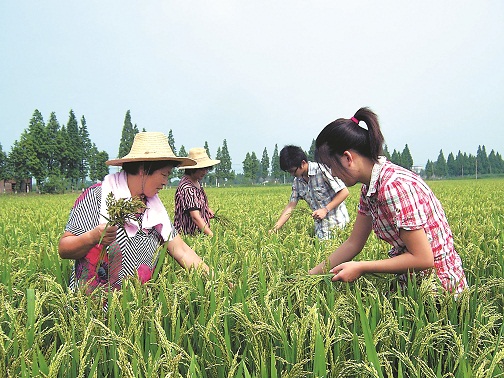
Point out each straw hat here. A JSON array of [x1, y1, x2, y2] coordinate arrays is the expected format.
[[183, 147, 221, 169], [106, 132, 197, 167]]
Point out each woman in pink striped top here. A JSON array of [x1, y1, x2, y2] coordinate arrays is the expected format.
[[309, 107, 467, 293]]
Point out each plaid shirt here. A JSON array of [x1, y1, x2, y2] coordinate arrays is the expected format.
[[290, 162, 349, 239], [358, 157, 467, 293]]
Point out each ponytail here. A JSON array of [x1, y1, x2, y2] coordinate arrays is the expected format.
[[315, 107, 384, 165], [353, 107, 384, 160]]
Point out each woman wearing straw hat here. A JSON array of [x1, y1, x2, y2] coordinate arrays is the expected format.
[[58, 132, 211, 293], [174, 147, 220, 237]]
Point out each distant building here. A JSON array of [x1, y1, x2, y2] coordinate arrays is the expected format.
[[411, 166, 423, 175], [0, 178, 32, 194]]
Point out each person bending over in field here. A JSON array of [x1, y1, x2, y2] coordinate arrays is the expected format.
[[309, 107, 467, 293], [174, 147, 220, 237], [58, 132, 211, 293], [270, 145, 350, 240]]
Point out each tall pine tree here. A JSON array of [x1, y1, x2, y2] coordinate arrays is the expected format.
[[78, 115, 92, 186], [167, 129, 177, 155], [260, 147, 270, 180], [45, 112, 61, 176], [434, 150, 447, 177], [307, 139, 316, 161], [216, 139, 233, 184], [401, 144, 413, 169], [65, 110, 82, 188], [118, 110, 138, 158], [25, 109, 47, 189], [271, 144, 282, 182]]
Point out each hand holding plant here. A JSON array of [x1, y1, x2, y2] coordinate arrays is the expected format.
[[96, 193, 147, 282]]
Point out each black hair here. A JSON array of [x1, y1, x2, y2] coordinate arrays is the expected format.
[[184, 166, 214, 176], [315, 107, 384, 170], [279, 145, 307, 171], [122, 160, 181, 175]]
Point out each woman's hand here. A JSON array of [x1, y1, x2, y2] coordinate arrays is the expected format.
[[59, 223, 118, 260], [330, 261, 364, 282], [96, 224, 118, 246]]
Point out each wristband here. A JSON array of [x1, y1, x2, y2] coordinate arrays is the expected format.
[[324, 206, 329, 213]]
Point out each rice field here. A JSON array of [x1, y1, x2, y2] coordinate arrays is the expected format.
[[1, 178, 503, 377]]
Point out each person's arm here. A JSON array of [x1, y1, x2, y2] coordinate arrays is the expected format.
[[312, 187, 349, 220], [58, 224, 118, 260], [270, 201, 297, 233], [330, 227, 434, 282], [309, 213, 372, 274], [189, 209, 213, 236], [166, 234, 210, 274]]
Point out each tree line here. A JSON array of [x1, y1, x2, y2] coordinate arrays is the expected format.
[[0, 109, 110, 193], [1, 109, 503, 193]]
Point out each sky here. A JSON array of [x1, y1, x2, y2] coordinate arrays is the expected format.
[[1, 1, 503, 173]]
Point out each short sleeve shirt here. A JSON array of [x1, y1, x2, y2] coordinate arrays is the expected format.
[[290, 162, 350, 239], [358, 158, 467, 293], [174, 175, 213, 235], [66, 184, 177, 292]]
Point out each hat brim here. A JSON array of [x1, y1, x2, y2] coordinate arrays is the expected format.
[[183, 159, 221, 169], [106, 156, 197, 167]]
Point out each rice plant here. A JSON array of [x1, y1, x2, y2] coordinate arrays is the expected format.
[[0, 179, 503, 377]]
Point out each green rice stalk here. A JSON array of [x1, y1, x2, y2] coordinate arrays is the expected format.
[[355, 286, 384, 378]]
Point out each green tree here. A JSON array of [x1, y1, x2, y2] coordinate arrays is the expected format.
[[204, 141, 211, 157], [203, 141, 215, 185], [88, 144, 99, 183], [175, 145, 187, 179], [476, 145, 489, 175], [215, 139, 233, 185], [446, 152, 457, 177], [250, 152, 260, 182], [78, 115, 92, 186], [390, 149, 402, 167], [0, 143, 7, 180], [488, 150, 504, 174], [424, 160, 435, 179], [401, 144, 413, 170], [260, 147, 270, 180], [23, 110, 47, 191], [271, 144, 282, 182], [242, 152, 260, 183], [455, 151, 465, 176], [242, 152, 252, 181], [383, 144, 391, 160], [118, 110, 138, 159], [45, 112, 61, 176], [307, 139, 316, 161], [6, 140, 31, 191], [64, 110, 82, 189], [95, 150, 110, 181], [467, 154, 477, 176], [167, 129, 177, 155], [434, 150, 447, 177], [88, 143, 110, 183]]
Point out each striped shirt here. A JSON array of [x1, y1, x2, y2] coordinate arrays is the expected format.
[[174, 175, 213, 235], [358, 157, 467, 293], [290, 162, 350, 239], [66, 183, 176, 293]]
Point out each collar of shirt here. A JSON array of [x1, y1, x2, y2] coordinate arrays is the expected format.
[[307, 161, 319, 177], [365, 156, 387, 197]]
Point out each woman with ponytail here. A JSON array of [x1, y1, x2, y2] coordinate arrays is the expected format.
[[309, 107, 467, 293]]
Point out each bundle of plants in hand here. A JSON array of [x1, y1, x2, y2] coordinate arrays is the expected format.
[[96, 192, 147, 282], [212, 208, 231, 228]]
